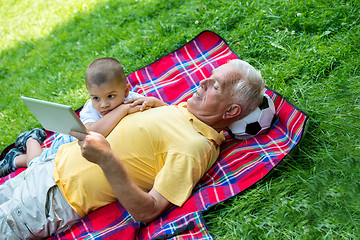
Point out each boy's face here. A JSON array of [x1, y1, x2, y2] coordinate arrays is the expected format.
[[87, 81, 130, 116]]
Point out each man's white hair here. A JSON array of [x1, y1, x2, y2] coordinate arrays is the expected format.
[[227, 59, 265, 119]]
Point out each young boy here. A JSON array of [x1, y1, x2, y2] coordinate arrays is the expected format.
[[0, 57, 166, 177]]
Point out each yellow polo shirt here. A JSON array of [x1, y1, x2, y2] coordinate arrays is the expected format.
[[53, 103, 224, 217]]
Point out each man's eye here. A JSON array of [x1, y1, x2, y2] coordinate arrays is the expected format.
[[92, 97, 99, 101], [108, 95, 116, 99]]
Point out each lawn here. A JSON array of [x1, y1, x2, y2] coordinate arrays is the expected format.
[[1, 0, 359, 238]]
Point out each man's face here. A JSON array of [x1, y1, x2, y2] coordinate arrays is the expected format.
[[187, 63, 236, 123]]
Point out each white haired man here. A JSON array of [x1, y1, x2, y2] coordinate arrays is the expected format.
[[0, 59, 264, 239]]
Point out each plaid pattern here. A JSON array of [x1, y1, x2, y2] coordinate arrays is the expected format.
[[140, 211, 213, 240], [0, 30, 308, 239], [127, 30, 237, 104], [42, 131, 60, 148]]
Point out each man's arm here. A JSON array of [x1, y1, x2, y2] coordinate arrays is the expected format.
[[70, 131, 172, 223]]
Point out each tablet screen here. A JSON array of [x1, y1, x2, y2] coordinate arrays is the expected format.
[[21, 96, 88, 135]]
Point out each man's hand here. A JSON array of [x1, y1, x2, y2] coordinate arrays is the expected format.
[[70, 130, 172, 223], [69, 130, 112, 166]]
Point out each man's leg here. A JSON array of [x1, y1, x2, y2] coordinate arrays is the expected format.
[[0, 207, 18, 239], [0, 155, 81, 239], [0, 164, 35, 238], [0, 175, 22, 239]]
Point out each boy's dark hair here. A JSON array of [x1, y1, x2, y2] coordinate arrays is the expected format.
[[86, 58, 126, 87]]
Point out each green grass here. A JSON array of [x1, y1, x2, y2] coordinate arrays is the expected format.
[[1, 0, 359, 238]]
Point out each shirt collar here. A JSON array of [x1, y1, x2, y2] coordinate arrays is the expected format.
[[177, 102, 225, 146]]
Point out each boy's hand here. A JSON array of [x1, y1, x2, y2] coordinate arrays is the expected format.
[[125, 97, 167, 111], [127, 104, 142, 114]]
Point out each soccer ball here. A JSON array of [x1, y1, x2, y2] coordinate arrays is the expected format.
[[228, 93, 276, 140]]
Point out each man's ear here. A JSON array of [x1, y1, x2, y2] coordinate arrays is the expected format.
[[223, 104, 241, 119], [124, 83, 131, 98]]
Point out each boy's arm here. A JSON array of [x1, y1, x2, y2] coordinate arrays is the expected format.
[[85, 104, 140, 137], [83, 96, 166, 137], [125, 97, 168, 111]]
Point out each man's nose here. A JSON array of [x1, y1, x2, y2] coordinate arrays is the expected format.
[[199, 79, 208, 89]]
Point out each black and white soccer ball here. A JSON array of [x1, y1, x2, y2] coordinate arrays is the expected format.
[[228, 93, 276, 140]]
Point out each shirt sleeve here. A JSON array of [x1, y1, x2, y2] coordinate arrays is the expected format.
[[153, 151, 204, 207], [125, 91, 143, 100], [79, 99, 102, 125]]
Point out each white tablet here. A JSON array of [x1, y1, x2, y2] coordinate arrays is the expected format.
[[21, 96, 88, 135]]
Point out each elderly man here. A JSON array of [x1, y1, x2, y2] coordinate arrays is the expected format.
[[0, 59, 264, 239]]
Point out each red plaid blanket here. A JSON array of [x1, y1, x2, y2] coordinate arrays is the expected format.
[[0, 30, 308, 239]]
